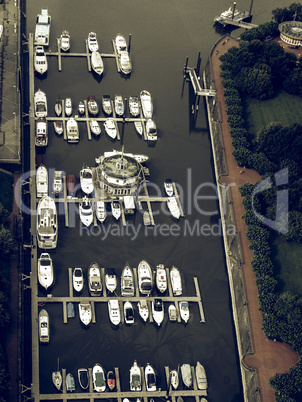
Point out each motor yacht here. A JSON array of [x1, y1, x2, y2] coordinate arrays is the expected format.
[[73, 267, 84, 292], [78, 302, 92, 326], [152, 298, 164, 326], [145, 363, 156, 391], [39, 309, 49, 343], [66, 118, 79, 143], [105, 267, 117, 293], [80, 167, 94, 194], [93, 363, 106, 392], [170, 266, 182, 296], [34, 89, 47, 117], [140, 90, 153, 119], [138, 299, 149, 322], [179, 301, 190, 323], [88, 262, 102, 296], [130, 360, 141, 391], [34, 45, 48, 75], [35, 117, 48, 147], [121, 263, 134, 296], [36, 196, 57, 249], [96, 200, 107, 223], [137, 260, 153, 295], [108, 299, 121, 326], [60, 30, 70, 51], [91, 51, 104, 76], [79, 196, 93, 227], [36, 164, 48, 198], [38, 253, 54, 290], [124, 301, 134, 324], [88, 32, 99, 52], [155, 264, 167, 293]]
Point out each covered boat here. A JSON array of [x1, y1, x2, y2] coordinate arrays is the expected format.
[[146, 119, 157, 142], [39, 309, 49, 343], [91, 51, 104, 76], [66, 373, 75, 392], [52, 171, 63, 195], [137, 260, 153, 295], [114, 95, 124, 116], [168, 304, 177, 321], [124, 301, 134, 324], [36, 164, 48, 198], [53, 120, 63, 135], [121, 263, 134, 296], [195, 361, 207, 390], [54, 97, 62, 116], [140, 90, 153, 119], [78, 302, 92, 326], [34, 45, 48, 75], [105, 267, 117, 293], [170, 266, 182, 296], [73, 267, 84, 292], [170, 369, 179, 390], [88, 262, 102, 296], [80, 167, 94, 194], [78, 368, 89, 390], [107, 370, 115, 391], [108, 299, 121, 326], [88, 32, 99, 52], [130, 360, 141, 391], [52, 358, 62, 390], [167, 197, 180, 219], [34, 89, 47, 117], [66, 118, 79, 143], [96, 200, 107, 223], [38, 252, 54, 290], [129, 95, 139, 116], [36, 196, 57, 249], [67, 174, 78, 196], [87, 95, 99, 115], [134, 120, 143, 136], [145, 363, 156, 392], [138, 299, 149, 322], [164, 178, 174, 197], [111, 198, 121, 219], [152, 298, 164, 326], [67, 302, 75, 318], [79, 196, 93, 227], [60, 30, 70, 51], [35, 117, 48, 147], [102, 94, 112, 115], [181, 364, 192, 388], [93, 363, 106, 392], [179, 301, 190, 323], [104, 118, 117, 139], [156, 264, 167, 293]]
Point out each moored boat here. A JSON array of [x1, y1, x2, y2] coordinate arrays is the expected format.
[[134, 120, 143, 136], [104, 118, 117, 139], [52, 170, 63, 195], [121, 263, 134, 296], [78, 368, 89, 390], [138, 299, 149, 322], [152, 298, 164, 326], [130, 360, 141, 391], [67, 302, 75, 318], [137, 260, 153, 295], [52, 358, 62, 390], [53, 120, 63, 135], [146, 119, 157, 142], [129, 95, 140, 116], [167, 197, 180, 219], [115, 34, 127, 53], [78, 302, 92, 326], [96, 200, 107, 223], [54, 97, 62, 116], [87, 95, 99, 115], [168, 304, 177, 321], [34, 89, 47, 117], [38, 253, 54, 290], [36, 196, 57, 249], [34, 9, 51, 47], [66, 373, 75, 392], [124, 301, 134, 324], [90, 119, 101, 135], [65, 97, 72, 116], [93, 363, 106, 392], [140, 90, 153, 119], [91, 51, 104, 76], [164, 178, 174, 197], [79, 196, 93, 226], [114, 95, 124, 116], [143, 210, 151, 226], [102, 94, 112, 115], [107, 370, 116, 391], [111, 198, 121, 219], [181, 364, 192, 388], [156, 264, 167, 293], [67, 174, 78, 196], [88, 32, 99, 52], [179, 301, 190, 323], [88, 262, 102, 296], [78, 101, 85, 115], [145, 363, 156, 391], [170, 369, 179, 390], [66, 117, 79, 143], [119, 51, 132, 75], [34, 45, 48, 75], [35, 117, 48, 147], [80, 167, 94, 194], [39, 309, 49, 343], [60, 30, 70, 51], [73, 267, 84, 292], [195, 361, 207, 390], [36, 164, 48, 198], [170, 266, 182, 296], [108, 299, 121, 326], [105, 267, 117, 293]]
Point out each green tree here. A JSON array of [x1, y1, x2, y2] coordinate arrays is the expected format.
[[0, 224, 16, 256]]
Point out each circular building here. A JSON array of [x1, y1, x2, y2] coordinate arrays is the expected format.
[[279, 21, 302, 47]]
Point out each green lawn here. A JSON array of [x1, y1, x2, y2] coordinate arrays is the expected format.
[[270, 234, 302, 296], [242, 92, 302, 142]]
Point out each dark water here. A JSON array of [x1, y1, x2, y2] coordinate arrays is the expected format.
[[24, 0, 288, 400]]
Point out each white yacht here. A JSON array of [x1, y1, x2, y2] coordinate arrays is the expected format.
[[155, 264, 167, 293], [170, 266, 182, 296], [34, 89, 47, 117], [164, 178, 174, 197], [114, 95, 124, 116], [145, 363, 156, 392], [121, 263, 134, 296], [108, 299, 121, 326], [129, 95, 140, 116], [124, 301, 134, 324], [36, 196, 57, 249], [34, 9, 51, 47], [137, 260, 153, 295], [152, 298, 164, 326], [179, 301, 190, 323], [91, 51, 104, 76], [195, 361, 207, 390], [90, 119, 101, 135], [119, 51, 132, 75], [111, 198, 121, 220], [38, 253, 54, 290], [88, 262, 102, 296], [34, 46, 48, 75], [138, 299, 149, 322], [36, 164, 48, 198], [52, 171, 63, 196], [105, 268, 117, 293], [167, 197, 180, 219], [146, 119, 157, 142], [181, 364, 192, 388], [78, 101, 85, 115], [79, 302, 92, 326], [80, 167, 94, 194], [102, 95, 112, 115], [130, 360, 141, 391], [39, 309, 49, 343], [87, 95, 99, 115], [140, 90, 153, 119], [60, 30, 70, 51], [66, 118, 79, 143], [93, 363, 106, 392], [104, 118, 117, 140], [134, 121, 143, 136], [52, 359, 62, 391], [96, 200, 107, 223], [88, 32, 99, 52], [115, 34, 127, 53], [79, 196, 93, 227], [35, 118, 48, 147], [73, 267, 84, 292], [168, 304, 177, 321], [170, 369, 179, 390], [53, 120, 63, 135], [65, 97, 72, 116]]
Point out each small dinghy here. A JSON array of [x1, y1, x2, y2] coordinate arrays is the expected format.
[[78, 302, 92, 326], [73, 267, 84, 292], [138, 299, 149, 322], [107, 370, 116, 391], [78, 368, 89, 390], [53, 120, 63, 135], [66, 373, 75, 392], [181, 364, 192, 388], [52, 358, 62, 390], [124, 301, 134, 324], [67, 302, 75, 318], [170, 369, 179, 390]]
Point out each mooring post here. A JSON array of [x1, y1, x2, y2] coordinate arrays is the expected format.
[[128, 34, 131, 54]]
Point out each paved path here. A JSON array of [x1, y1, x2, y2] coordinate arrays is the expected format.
[[210, 36, 299, 402]]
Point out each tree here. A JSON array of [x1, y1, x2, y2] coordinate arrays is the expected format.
[[0, 224, 16, 256]]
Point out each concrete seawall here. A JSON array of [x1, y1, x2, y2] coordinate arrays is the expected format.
[[203, 36, 260, 402]]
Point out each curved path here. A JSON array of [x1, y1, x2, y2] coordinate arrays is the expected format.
[[210, 36, 299, 401]]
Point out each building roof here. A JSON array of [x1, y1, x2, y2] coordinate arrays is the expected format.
[[279, 21, 302, 41]]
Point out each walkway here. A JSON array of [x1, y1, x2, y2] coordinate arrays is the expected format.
[[210, 36, 299, 401]]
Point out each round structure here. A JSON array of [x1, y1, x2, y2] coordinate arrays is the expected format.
[[279, 21, 302, 47]]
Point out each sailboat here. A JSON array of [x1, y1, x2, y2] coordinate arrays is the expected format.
[[52, 358, 62, 391]]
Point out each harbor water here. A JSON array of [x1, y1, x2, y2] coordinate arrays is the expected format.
[[23, 0, 288, 400]]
